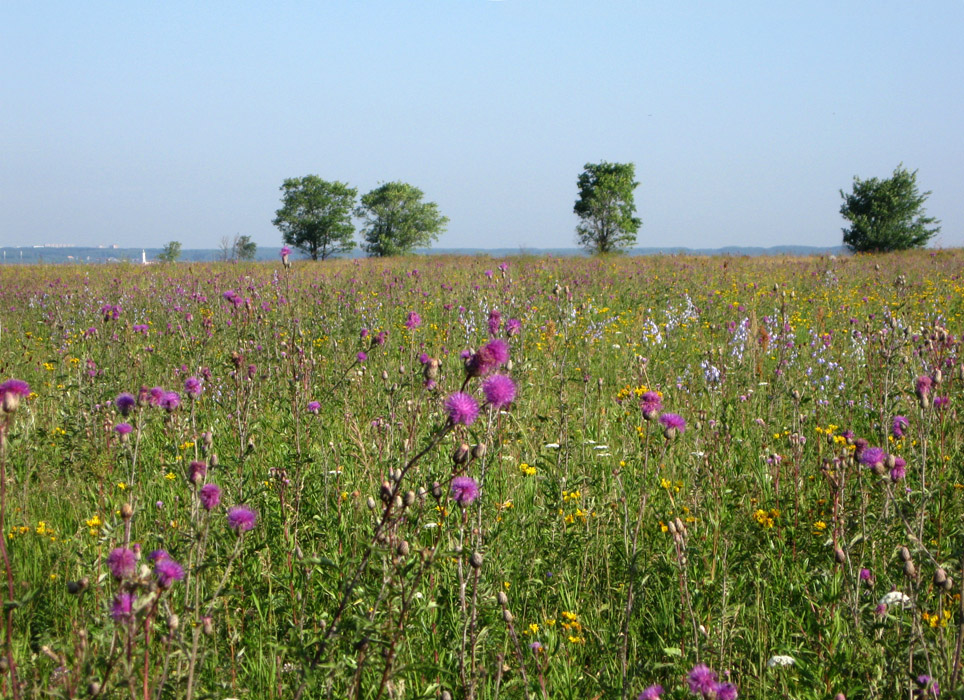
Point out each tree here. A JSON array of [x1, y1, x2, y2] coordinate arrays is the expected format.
[[840, 165, 940, 253], [273, 176, 357, 260], [218, 235, 233, 262], [356, 182, 448, 257], [233, 234, 257, 262], [573, 161, 642, 253], [157, 240, 182, 263]]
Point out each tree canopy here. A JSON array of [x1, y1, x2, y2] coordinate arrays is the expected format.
[[273, 176, 357, 260], [356, 182, 448, 257], [840, 165, 940, 253], [157, 241, 181, 263], [573, 161, 641, 254]]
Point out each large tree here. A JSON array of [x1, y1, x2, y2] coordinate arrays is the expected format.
[[273, 176, 357, 260], [840, 165, 940, 253], [157, 240, 182, 263], [356, 182, 448, 257], [573, 161, 641, 253]]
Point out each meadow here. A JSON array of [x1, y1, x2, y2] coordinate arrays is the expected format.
[[0, 250, 962, 699]]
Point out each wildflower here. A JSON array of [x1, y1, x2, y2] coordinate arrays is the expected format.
[[506, 318, 522, 337], [916, 674, 940, 697], [766, 655, 795, 668], [148, 549, 170, 563], [714, 682, 738, 700], [934, 395, 949, 409], [356, 351, 367, 362], [878, 591, 913, 608], [451, 476, 480, 505], [148, 386, 165, 407], [890, 456, 907, 482], [160, 391, 180, 412], [915, 376, 932, 397], [280, 246, 291, 267], [114, 422, 133, 437], [529, 641, 543, 652], [227, 505, 258, 532], [115, 392, 136, 416], [687, 664, 717, 695], [107, 547, 137, 580], [184, 377, 203, 398], [640, 391, 663, 420], [892, 415, 909, 439], [482, 374, 517, 408], [0, 378, 30, 413], [659, 413, 686, 439], [488, 309, 502, 336], [307, 401, 320, 414], [859, 447, 885, 470], [444, 392, 479, 426], [111, 592, 135, 622], [466, 339, 510, 377], [859, 568, 873, 583], [199, 483, 221, 511], [154, 558, 185, 588], [638, 685, 664, 700], [188, 460, 207, 484], [405, 311, 422, 330]]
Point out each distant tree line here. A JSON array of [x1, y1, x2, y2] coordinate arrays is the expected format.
[[272, 162, 938, 260]]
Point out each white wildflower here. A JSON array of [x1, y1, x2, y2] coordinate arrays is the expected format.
[[767, 655, 796, 668], [878, 591, 913, 608]]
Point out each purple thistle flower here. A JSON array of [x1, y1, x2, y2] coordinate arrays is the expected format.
[[107, 547, 137, 580], [148, 386, 165, 407], [199, 483, 221, 511], [687, 664, 717, 695], [110, 592, 135, 622], [357, 351, 368, 362], [405, 311, 422, 330], [148, 549, 170, 563], [488, 309, 502, 336], [188, 460, 207, 484], [114, 422, 133, 436], [915, 375, 932, 397], [859, 447, 885, 469], [859, 567, 873, 582], [227, 505, 258, 532], [451, 476, 480, 505], [307, 401, 320, 414], [638, 685, 664, 700], [160, 391, 181, 412], [280, 246, 291, 258], [482, 374, 517, 408], [184, 377, 203, 398], [444, 392, 479, 426], [374, 331, 387, 346], [714, 682, 739, 700], [115, 392, 136, 416], [659, 413, 686, 434], [506, 318, 522, 337], [640, 391, 663, 418], [418, 352, 431, 364], [465, 338, 510, 378], [934, 395, 949, 409], [916, 674, 940, 698], [892, 415, 909, 439], [154, 558, 185, 588], [890, 456, 907, 482], [0, 378, 30, 412]]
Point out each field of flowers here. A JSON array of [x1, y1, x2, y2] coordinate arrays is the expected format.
[[0, 250, 963, 699]]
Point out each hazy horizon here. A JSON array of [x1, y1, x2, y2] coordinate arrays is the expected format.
[[3, 2, 962, 251]]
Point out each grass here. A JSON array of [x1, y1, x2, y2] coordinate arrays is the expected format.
[[0, 250, 962, 699]]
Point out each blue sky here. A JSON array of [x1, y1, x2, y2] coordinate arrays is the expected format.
[[2, 1, 962, 250]]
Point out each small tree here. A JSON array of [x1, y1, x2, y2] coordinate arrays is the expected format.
[[233, 235, 257, 262], [357, 182, 448, 257], [573, 161, 641, 254], [273, 176, 357, 260], [157, 241, 182, 263], [840, 165, 940, 253]]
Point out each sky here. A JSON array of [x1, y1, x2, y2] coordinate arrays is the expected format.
[[2, 1, 962, 251]]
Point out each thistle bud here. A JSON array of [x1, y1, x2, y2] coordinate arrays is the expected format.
[[167, 614, 179, 633], [209, 453, 219, 468], [834, 546, 847, 564], [472, 443, 487, 460], [934, 369, 943, 385], [397, 541, 410, 557], [496, 591, 508, 606], [432, 481, 442, 500], [469, 551, 483, 569], [904, 560, 917, 579], [403, 490, 416, 507], [379, 481, 393, 503], [87, 682, 101, 695], [366, 496, 377, 510], [441, 691, 453, 700], [203, 616, 214, 636], [453, 443, 471, 465], [423, 358, 439, 382], [502, 609, 513, 623], [121, 503, 134, 521], [898, 546, 911, 562], [934, 568, 948, 586], [67, 578, 89, 595], [942, 576, 954, 592]]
